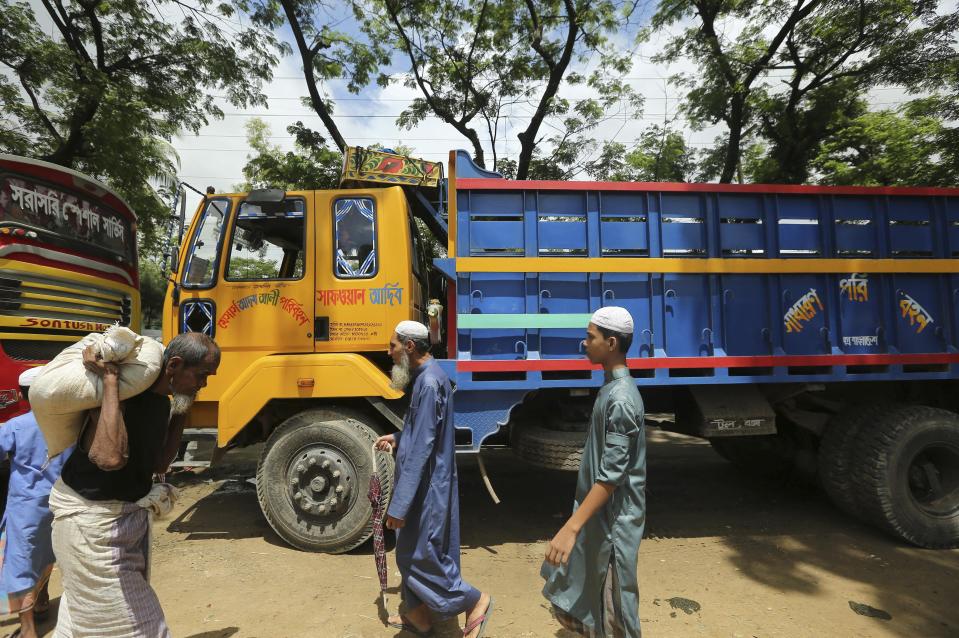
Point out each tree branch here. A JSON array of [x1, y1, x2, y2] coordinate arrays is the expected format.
[[516, 0, 578, 178], [3, 61, 63, 145], [280, 0, 347, 152], [384, 0, 486, 165], [524, 0, 555, 70], [79, 0, 107, 70], [41, 0, 94, 68]]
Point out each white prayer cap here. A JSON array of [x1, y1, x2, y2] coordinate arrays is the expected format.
[[395, 320, 429, 340], [590, 306, 634, 334], [18, 366, 43, 387]]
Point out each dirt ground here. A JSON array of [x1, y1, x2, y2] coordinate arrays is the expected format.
[[7, 428, 959, 638]]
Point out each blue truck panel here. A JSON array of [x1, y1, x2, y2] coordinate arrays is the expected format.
[[439, 160, 959, 449]]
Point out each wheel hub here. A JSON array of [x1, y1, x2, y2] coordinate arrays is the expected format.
[[287, 446, 356, 519], [907, 443, 959, 517]]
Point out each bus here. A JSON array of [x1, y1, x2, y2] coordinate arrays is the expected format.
[[0, 154, 140, 420]]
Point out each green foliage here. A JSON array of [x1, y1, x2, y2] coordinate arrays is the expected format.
[[811, 104, 950, 186], [236, 118, 342, 191], [227, 256, 285, 279], [647, 0, 959, 184], [588, 126, 694, 182], [138, 257, 168, 330], [0, 0, 282, 254], [364, 0, 642, 178]]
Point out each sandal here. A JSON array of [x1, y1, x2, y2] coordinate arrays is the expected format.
[[387, 614, 435, 637], [463, 596, 495, 638]]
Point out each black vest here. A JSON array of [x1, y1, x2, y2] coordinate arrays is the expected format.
[[61, 389, 171, 502]]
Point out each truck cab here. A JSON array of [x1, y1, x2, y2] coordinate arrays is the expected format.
[[163, 149, 445, 552]]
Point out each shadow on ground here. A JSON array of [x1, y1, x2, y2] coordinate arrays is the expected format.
[[172, 427, 959, 637]]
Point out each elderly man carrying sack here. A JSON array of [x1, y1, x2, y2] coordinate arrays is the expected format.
[[49, 332, 220, 638]]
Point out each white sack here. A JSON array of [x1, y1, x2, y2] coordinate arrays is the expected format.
[[31, 326, 165, 458]]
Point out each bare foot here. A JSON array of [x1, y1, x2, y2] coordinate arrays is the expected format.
[[464, 592, 492, 638]]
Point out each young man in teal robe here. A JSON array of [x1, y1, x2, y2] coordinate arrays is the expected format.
[[542, 306, 647, 637]]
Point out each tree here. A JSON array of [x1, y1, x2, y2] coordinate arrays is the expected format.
[[248, 0, 389, 152], [365, 0, 642, 178], [236, 118, 342, 191], [0, 0, 283, 253], [752, 1, 957, 183], [810, 104, 949, 186], [588, 126, 694, 182], [647, 0, 957, 184], [138, 257, 168, 330], [649, 0, 824, 183]]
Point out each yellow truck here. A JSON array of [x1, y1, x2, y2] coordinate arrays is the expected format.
[[163, 148, 445, 553]]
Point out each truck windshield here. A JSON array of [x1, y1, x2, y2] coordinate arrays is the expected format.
[[0, 174, 134, 264], [183, 198, 230, 287]]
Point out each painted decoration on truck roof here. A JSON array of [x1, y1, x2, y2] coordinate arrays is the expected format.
[[339, 147, 440, 188]]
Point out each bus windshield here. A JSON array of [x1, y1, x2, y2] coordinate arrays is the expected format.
[[0, 173, 135, 264]]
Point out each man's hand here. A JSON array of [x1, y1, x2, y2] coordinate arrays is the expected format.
[[545, 524, 579, 567], [375, 433, 396, 453], [82, 345, 119, 377], [385, 515, 405, 530]]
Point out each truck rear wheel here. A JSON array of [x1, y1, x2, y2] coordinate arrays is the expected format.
[[818, 403, 894, 519], [850, 406, 959, 548], [256, 408, 394, 553], [512, 423, 585, 471]]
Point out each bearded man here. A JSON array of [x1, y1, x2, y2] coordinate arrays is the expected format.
[[50, 332, 220, 637], [375, 321, 494, 638]]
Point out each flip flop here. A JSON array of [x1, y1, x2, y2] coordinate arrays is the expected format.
[[386, 615, 435, 637], [462, 596, 495, 638]]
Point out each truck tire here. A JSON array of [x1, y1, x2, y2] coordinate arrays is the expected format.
[[849, 406, 959, 548], [818, 403, 895, 519], [256, 407, 394, 553], [708, 434, 796, 479], [512, 423, 585, 472]]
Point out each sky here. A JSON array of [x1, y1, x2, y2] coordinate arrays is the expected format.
[[169, 1, 923, 215], [9, 0, 926, 216]]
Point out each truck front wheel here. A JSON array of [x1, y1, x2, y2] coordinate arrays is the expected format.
[[851, 406, 959, 549], [256, 408, 394, 553]]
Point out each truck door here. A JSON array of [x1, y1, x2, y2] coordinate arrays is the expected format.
[[313, 189, 414, 352], [202, 194, 315, 355]]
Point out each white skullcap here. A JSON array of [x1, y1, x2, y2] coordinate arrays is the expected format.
[[590, 306, 634, 334], [395, 320, 429, 340], [18, 366, 43, 387]]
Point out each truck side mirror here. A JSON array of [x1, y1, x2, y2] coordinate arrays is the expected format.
[[169, 245, 180, 275]]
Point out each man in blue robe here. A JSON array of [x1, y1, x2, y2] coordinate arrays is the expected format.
[[375, 320, 494, 638], [0, 367, 72, 638]]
